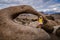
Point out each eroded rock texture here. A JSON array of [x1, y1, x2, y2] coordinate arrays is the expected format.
[[55, 26, 60, 37], [14, 13, 39, 27], [0, 5, 50, 40]]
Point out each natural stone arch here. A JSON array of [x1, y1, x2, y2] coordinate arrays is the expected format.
[[0, 5, 50, 40]]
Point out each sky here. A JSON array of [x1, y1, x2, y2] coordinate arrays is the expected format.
[[0, 0, 60, 12]]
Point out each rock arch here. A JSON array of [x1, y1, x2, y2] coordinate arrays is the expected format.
[[0, 5, 50, 40]]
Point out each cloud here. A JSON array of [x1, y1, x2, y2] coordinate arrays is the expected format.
[[42, 3, 60, 12], [0, 0, 60, 13], [0, 0, 44, 9]]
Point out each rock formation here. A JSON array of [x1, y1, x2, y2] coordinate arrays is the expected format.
[[55, 26, 60, 37], [0, 5, 60, 40], [0, 5, 50, 40], [51, 13, 60, 25]]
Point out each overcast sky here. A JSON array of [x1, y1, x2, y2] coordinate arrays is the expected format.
[[0, 0, 60, 12]]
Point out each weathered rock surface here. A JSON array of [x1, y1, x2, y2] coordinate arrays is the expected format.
[[42, 24, 54, 33], [51, 13, 60, 25], [48, 25, 60, 40], [0, 5, 50, 40], [55, 26, 60, 37], [14, 13, 38, 26], [50, 33, 60, 40]]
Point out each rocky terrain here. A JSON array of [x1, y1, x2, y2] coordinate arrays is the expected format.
[[0, 5, 60, 40], [51, 13, 60, 25]]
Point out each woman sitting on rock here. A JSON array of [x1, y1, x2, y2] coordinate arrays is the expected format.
[[37, 16, 44, 28]]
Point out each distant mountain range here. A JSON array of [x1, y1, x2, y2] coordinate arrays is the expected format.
[[51, 13, 60, 15], [44, 11, 60, 14]]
